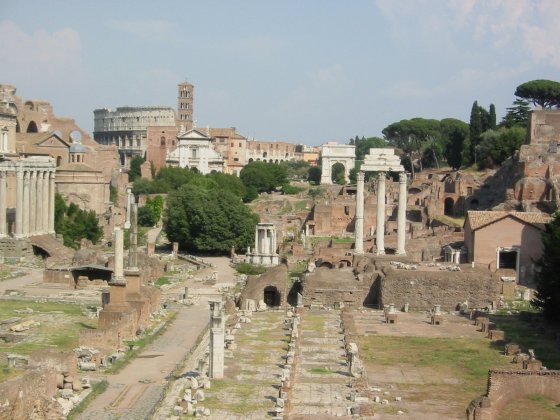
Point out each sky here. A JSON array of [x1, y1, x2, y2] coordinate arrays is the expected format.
[[1, 0, 560, 146]]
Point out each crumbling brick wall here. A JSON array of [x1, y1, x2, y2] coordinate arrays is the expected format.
[[467, 369, 560, 419], [380, 267, 500, 311], [302, 266, 363, 308]]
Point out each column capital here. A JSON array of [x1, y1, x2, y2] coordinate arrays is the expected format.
[[377, 171, 386, 179], [399, 172, 408, 183], [357, 171, 365, 181]]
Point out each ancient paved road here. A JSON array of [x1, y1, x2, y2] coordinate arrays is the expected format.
[[77, 297, 215, 420]]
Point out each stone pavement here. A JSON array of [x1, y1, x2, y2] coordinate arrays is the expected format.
[[289, 309, 352, 418], [77, 297, 213, 420]]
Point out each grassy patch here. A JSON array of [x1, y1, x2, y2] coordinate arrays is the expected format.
[[204, 382, 268, 414], [308, 367, 334, 374], [234, 263, 268, 276], [0, 301, 97, 355], [67, 380, 108, 420], [154, 277, 171, 288], [497, 394, 560, 420], [434, 214, 465, 227], [0, 363, 24, 383], [490, 313, 560, 369]]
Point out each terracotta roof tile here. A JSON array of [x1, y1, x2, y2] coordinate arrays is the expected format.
[[466, 210, 552, 231]]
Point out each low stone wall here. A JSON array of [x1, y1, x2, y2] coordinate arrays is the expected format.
[[467, 369, 560, 419], [302, 267, 363, 308], [380, 268, 500, 311], [43, 268, 73, 286]]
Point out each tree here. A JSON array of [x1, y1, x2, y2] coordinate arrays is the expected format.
[[145, 195, 164, 222], [382, 118, 440, 178], [515, 79, 560, 108], [500, 98, 531, 129], [440, 118, 469, 170], [331, 162, 346, 184], [138, 206, 157, 227], [128, 156, 145, 182], [488, 104, 497, 130], [165, 185, 259, 253], [476, 127, 525, 169], [469, 101, 482, 165], [354, 136, 386, 160], [308, 166, 321, 185], [240, 161, 288, 199], [54, 193, 102, 249], [532, 211, 560, 323]]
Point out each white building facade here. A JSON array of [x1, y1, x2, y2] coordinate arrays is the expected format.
[[166, 129, 224, 174]]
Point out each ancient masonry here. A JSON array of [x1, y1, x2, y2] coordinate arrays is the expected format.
[[355, 148, 406, 255], [320, 142, 355, 185], [245, 222, 280, 266]]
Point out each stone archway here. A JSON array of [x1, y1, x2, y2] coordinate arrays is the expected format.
[[320, 142, 355, 185], [26, 121, 38, 133], [263, 286, 280, 307]]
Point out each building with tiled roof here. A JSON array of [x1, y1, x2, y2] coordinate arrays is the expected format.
[[464, 210, 551, 284]]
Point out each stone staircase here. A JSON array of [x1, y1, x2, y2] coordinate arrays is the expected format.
[[30, 234, 74, 265]]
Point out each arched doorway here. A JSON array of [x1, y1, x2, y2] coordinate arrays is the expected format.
[[263, 286, 280, 307], [444, 197, 455, 216], [469, 198, 479, 210], [26, 121, 38, 133], [331, 162, 346, 184]]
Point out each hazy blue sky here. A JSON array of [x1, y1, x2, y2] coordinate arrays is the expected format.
[[2, 0, 559, 145]]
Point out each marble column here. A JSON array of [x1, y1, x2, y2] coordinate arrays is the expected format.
[[254, 227, 259, 255], [396, 172, 407, 255], [111, 227, 126, 285], [48, 172, 55, 234], [42, 171, 49, 233], [124, 187, 132, 229], [354, 171, 365, 254], [22, 171, 30, 237], [209, 300, 225, 379], [376, 172, 386, 255], [35, 171, 43, 234], [264, 227, 270, 255], [15, 168, 23, 237], [29, 171, 37, 235], [0, 171, 6, 237]]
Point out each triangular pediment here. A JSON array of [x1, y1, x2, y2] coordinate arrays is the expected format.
[[35, 133, 70, 148], [177, 128, 212, 141]]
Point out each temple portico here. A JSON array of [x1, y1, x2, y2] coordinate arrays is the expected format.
[[355, 148, 407, 256], [0, 158, 56, 238], [246, 222, 280, 266]]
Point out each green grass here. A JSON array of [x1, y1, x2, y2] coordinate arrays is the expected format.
[[67, 380, 108, 420], [497, 393, 560, 419], [204, 381, 268, 414], [154, 277, 171, 288], [0, 301, 97, 355], [234, 262, 268, 276], [0, 363, 24, 383], [434, 214, 465, 227], [490, 313, 560, 369], [308, 367, 333, 374]]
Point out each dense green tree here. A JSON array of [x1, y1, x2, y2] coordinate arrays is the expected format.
[[208, 171, 246, 198], [488, 104, 497, 130], [308, 166, 322, 185], [54, 193, 102, 249], [281, 160, 311, 181], [128, 156, 145, 182], [476, 127, 525, 169], [331, 162, 346, 184], [240, 161, 288, 199], [382, 118, 440, 178], [354, 136, 386, 160], [138, 206, 157, 227], [440, 118, 469, 170], [165, 185, 259, 253], [500, 98, 531, 128], [515, 79, 560, 108], [145, 195, 164, 221], [469, 101, 482, 165], [532, 211, 560, 323]]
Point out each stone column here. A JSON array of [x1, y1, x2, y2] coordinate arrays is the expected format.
[[376, 172, 386, 255], [264, 227, 270, 255], [48, 172, 55, 234], [209, 300, 225, 379], [396, 172, 407, 255], [124, 187, 132, 229], [42, 171, 50, 233], [0, 171, 6, 237], [271, 226, 276, 254], [354, 171, 365, 254], [254, 226, 259, 255], [111, 228, 126, 285], [22, 171, 30, 237], [128, 203, 138, 270], [15, 168, 23, 237], [35, 171, 44, 234], [29, 171, 37, 235]]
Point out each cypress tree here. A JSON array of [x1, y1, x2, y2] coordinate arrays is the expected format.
[[469, 101, 482, 164], [489, 104, 497, 130]]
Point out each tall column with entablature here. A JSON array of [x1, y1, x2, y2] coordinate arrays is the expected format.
[[354, 171, 365, 254], [376, 172, 386, 255]]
